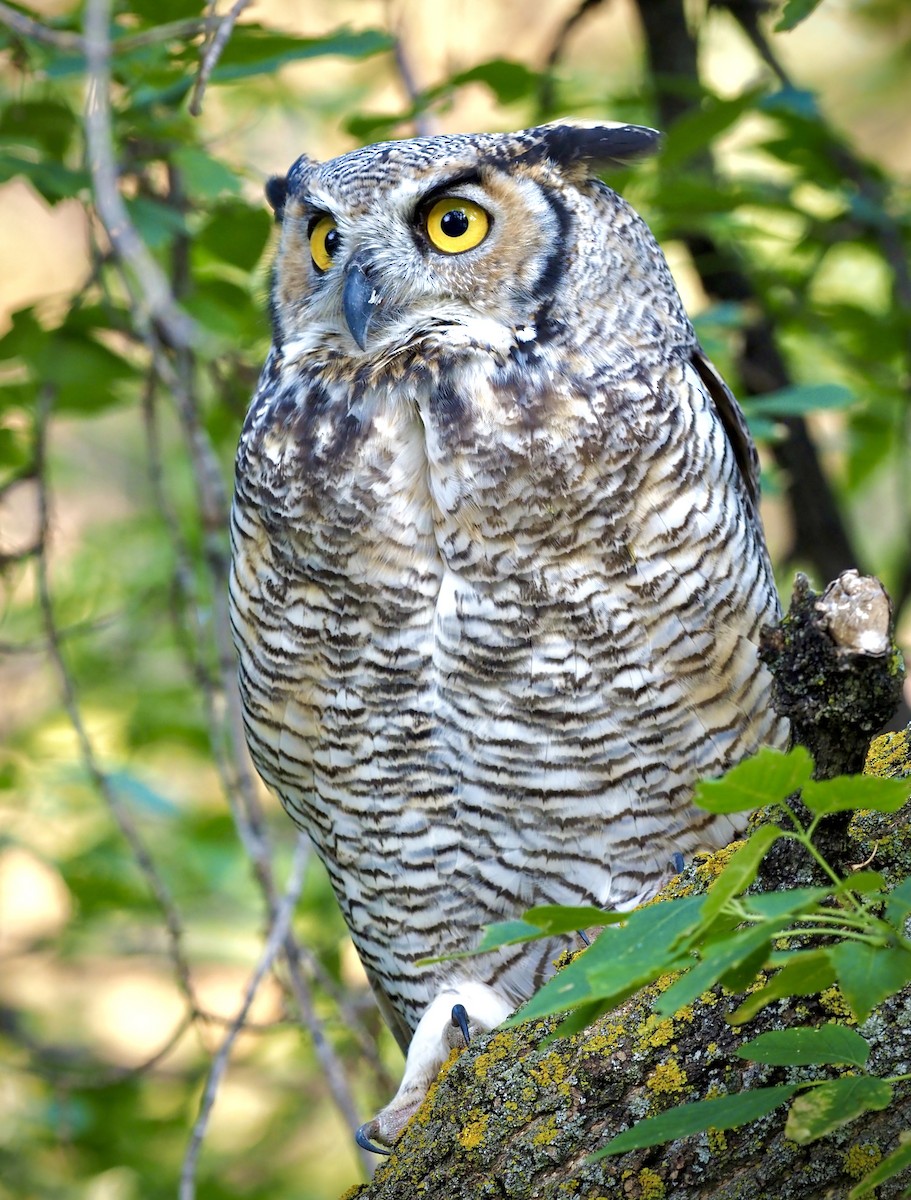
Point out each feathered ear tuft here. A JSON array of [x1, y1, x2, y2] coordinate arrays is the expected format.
[[265, 153, 318, 223], [265, 175, 288, 222], [514, 120, 662, 177]]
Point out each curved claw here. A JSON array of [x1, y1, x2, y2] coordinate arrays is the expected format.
[[576, 928, 591, 947], [355, 1123, 392, 1156], [670, 851, 686, 874], [451, 1003, 471, 1047]]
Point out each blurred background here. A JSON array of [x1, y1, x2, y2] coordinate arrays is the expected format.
[[1, 1, 909, 1197]]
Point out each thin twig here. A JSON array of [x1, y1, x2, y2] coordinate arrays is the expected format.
[[83, 0, 198, 352], [718, 0, 911, 610], [392, 32, 433, 137], [0, 0, 83, 50], [179, 833, 311, 1200], [117, 15, 223, 53], [33, 388, 199, 1016], [189, 0, 254, 116], [138, 175, 384, 1149], [0, 5, 223, 55], [4, 1011, 194, 1090], [538, 0, 608, 115]]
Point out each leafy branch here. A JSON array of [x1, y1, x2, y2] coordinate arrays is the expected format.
[[473, 747, 911, 1197]]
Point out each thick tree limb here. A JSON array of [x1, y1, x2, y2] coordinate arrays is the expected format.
[[346, 575, 909, 1199]]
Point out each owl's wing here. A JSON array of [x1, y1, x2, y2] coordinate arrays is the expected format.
[[690, 347, 761, 512]]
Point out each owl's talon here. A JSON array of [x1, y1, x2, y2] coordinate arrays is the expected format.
[[670, 851, 686, 874], [451, 1002, 471, 1047], [355, 1122, 392, 1156], [576, 928, 592, 947]]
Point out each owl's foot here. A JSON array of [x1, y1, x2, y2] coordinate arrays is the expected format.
[[354, 982, 512, 1154]]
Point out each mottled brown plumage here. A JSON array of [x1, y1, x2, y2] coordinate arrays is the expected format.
[[229, 121, 788, 1148]]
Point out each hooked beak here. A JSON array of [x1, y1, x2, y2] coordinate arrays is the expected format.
[[342, 256, 383, 350]]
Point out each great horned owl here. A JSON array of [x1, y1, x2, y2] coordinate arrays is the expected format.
[[229, 121, 788, 1150]]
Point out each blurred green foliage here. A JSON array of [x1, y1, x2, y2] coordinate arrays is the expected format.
[[0, 1, 909, 1198]]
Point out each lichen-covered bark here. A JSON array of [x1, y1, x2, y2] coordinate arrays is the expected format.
[[346, 575, 911, 1200]]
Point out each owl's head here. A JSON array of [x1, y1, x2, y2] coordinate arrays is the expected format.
[[266, 121, 670, 363]]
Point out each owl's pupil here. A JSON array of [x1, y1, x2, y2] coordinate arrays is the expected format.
[[440, 209, 469, 238], [325, 228, 341, 256]]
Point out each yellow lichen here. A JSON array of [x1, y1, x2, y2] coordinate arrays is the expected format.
[[865, 729, 911, 779], [637, 1015, 676, 1052], [637, 1167, 666, 1199], [707, 1126, 728, 1154], [585, 1023, 626, 1056], [646, 1059, 688, 1096], [458, 1113, 489, 1151], [531, 1115, 559, 1146], [843, 1141, 882, 1179], [473, 1032, 512, 1081], [530, 1050, 569, 1091], [415, 1046, 462, 1125], [820, 985, 856, 1023]]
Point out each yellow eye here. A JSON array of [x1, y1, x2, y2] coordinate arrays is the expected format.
[[309, 216, 339, 271], [424, 198, 489, 254]]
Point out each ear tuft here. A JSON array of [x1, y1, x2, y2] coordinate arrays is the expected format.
[[265, 175, 288, 222], [516, 120, 662, 176]]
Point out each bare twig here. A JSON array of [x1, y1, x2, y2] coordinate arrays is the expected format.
[[718, 0, 911, 613], [189, 0, 254, 116], [179, 833, 311, 1200], [83, 0, 198, 351], [33, 389, 199, 1015], [117, 15, 223, 54], [392, 33, 433, 137], [0, 5, 223, 55], [0, 0, 83, 50], [538, 0, 608, 115], [138, 170, 384, 1152], [3, 1011, 194, 1090]]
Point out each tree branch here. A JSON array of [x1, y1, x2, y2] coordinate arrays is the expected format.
[[633, 0, 861, 582]]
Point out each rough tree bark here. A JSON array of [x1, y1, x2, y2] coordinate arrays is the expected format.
[[345, 576, 910, 1200]]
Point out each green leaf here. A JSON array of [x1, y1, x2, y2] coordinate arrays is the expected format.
[[848, 1131, 911, 1199], [741, 888, 830, 921], [197, 201, 272, 271], [694, 746, 813, 814], [207, 25, 394, 83], [785, 1076, 892, 1144], [0, 99, 78, 158], [729, 949, 836, 1024], [775, 0, 824, 33], [661, 88, 764, 169], [886, 877, 911, 928], [836, 871, 886, 897], [737, 1026, 870, 1067], [593, 1085, 798, 1158], [425, 907, 618, 961], [830, 941, 911, 1022], [655, 922, 775, 1016], [743, 383, 855, 418], [507, 949, 600, 1020], [0, 150, 89, 202], [517, 896, 705, 1023], [171, 146, 241, 201], [523, 904, 623, 936], [46, 335, 139, 413], [802, 775, 910, 815], [449, 59, 539, 105], [701, 824, 785, 921]]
